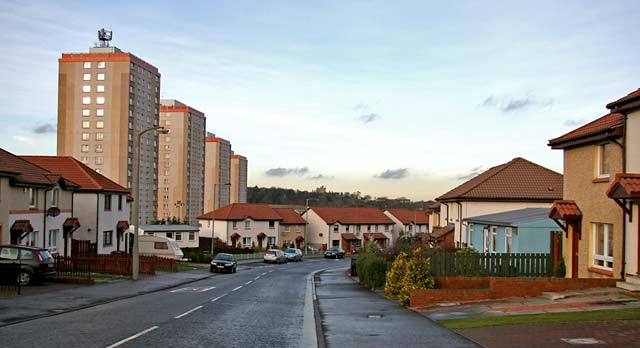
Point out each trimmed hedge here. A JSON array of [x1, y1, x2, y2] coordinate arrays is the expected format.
[[356, 253, 388, 290]]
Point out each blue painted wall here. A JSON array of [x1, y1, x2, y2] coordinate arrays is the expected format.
[[465, 218, 558, 253]]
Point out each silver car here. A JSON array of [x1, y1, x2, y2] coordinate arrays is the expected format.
[[284, 248, 303, 262], [263, 249, 287, 264]]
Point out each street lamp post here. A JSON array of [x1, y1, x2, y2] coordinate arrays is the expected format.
[[132, 126, 169, 281], [210, 182, 231, 255]]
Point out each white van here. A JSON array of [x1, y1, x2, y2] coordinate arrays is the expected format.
[[137, 235, 184, 260]]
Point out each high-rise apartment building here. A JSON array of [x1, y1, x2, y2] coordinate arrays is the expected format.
[[57, 40, 161, 224], [158, 100, 206, 225], [230, 154, 248, 204], [204, 135, 231, 212]]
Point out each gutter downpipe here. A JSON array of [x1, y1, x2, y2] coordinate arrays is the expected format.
[[457, 202, 463, 248], [617, 114, 628, 279]]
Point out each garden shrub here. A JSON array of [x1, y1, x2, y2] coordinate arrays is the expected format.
[[356, 253, 388, 290], [385, 247, 435, 305], [554, 257, 566, 278]]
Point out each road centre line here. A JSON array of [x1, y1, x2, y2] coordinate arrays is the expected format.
[[245, 281, 252, 285], [211, 294, 227, 302], [174, 305, 203, 319], [254, 276, 260, 280], [105, 326, 159, 348], [261, 272, 267, 276], [232, 286, 243, 292]]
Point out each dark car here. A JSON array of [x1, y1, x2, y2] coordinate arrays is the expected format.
[[0, 245, 56, 285], [210, 253, 237, 273], [284, 248, 303, 262], [324, 247, 345, 259]]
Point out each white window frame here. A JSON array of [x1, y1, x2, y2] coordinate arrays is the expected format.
[[505, 227, 513, 254], [284, 225, 290, 233], [83, 73, 91, 81], [82, 85, 91, 92], [28, 188, 36, 208], [50, 188, 59, 207], [97, 73, 105, 81], [82, 109, 90, 116], [596, 143, 610, 179], [82, 97, 91, 105], [97, 61, 106, 68], [48, 229, 59, 250], [96, 97, 105, 105], [491, 226, 498, 253], [244, 220, 251, 229], [97, 85, 105, 93], [242, 237, 251, 248], [83, 62, 91, 69], [468, 223, 474, 247], [483, 226, 489, 253], [593, 223, 614, 270]]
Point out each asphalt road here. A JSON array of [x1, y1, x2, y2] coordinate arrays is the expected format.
[[0, 258, 345, 348]]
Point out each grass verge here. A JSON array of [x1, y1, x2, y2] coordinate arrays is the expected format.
[[440, 308, 640, 330]]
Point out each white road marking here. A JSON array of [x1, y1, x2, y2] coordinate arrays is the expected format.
[[211, 294, 227, 302], [199, 286, 216, 292], [261, 272, 267, 276], [232, 286, 243, 292], [245, 281, 252, 285], [105, 326, 159, 348], [170, 286, 215, 293], [174, 305, 203, 319], [269, 270, 274, 273], [254, 276, 260, 280]]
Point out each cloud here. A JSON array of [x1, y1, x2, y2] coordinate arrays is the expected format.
[[375, 168, 409, 179], [564, 119, 586, 127], [307, 174, 334, 180], [483, 95, 553, 113], [265, 167, 309, 177], [456, 166, 484, 180], [13, 135, 35, 144], [358, 113, 381, 124], [353, 103, 368, 111], [33, 123, 56, 134]]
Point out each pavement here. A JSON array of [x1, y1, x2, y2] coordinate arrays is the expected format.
[[314, 267, 479, 347]]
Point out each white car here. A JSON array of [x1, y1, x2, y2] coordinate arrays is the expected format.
[[264, 249, 287, 264]]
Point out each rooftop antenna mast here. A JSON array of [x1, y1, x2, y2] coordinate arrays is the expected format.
[[97, 28, 113, 47]]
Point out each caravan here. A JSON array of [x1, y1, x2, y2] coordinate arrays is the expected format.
[[136, 235, 184, 260]]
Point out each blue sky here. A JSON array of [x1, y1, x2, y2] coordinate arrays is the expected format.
[[0, 1, 638, 200]]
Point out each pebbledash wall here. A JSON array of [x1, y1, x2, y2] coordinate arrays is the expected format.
[[409, 276, 618, 308]]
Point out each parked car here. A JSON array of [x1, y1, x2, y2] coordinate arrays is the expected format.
[[324, 247, 345, 259], [0, 245, 56, 285], [284, 248, 303, 262], [264, 249, 287, 264], [210, 253, 237, 273]]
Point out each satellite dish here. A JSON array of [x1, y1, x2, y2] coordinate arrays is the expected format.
[[97, 28, 113, 47], [47, 207, 61, 217]]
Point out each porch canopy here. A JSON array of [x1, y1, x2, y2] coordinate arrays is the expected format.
[[295, 236, 305, 241], [607, 174, 640, 221], [10, 220, 33, 244], [341, 233, 359, 240], [230, 232, 241, 239], [429, 226, 454, 241], [63, 217, 81, 237], [256, 232, 267, 239], [363, 233, 388, 240], [548, 200, 582, 237]]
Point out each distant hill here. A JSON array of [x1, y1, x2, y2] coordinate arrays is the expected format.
[[247, 186, 434, 210]]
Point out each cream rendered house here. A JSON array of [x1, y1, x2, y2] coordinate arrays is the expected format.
[[436, 157, 563, 247], [198, 203, 281, 248]]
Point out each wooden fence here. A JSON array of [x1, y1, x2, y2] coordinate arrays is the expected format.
[[55, 254, 177, 279], [430, 252, 554, 277]]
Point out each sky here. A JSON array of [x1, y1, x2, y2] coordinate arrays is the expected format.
[[0, 1, 638, 201]]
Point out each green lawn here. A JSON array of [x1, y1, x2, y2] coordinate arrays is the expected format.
[[439, 308, 640, 330]]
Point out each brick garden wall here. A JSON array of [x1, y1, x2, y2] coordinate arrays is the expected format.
[[410, 277, 619, 308]]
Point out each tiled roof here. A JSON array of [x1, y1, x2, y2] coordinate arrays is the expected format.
[[436, 157, 563, 202], [607, 88, 640, 109], [273, 208, 306, 225], [385, 209, 429, 224], [0, 148, 58, 186], [198, 203, 282, 221], [310, 207, 394, 225], [548, 113, 624, 148], [548, 200, 582, 220], [464, 208, 552, 225], [22, 156, 128, 193], [430, 226, 454, 239], [607, 173, 640, 199]]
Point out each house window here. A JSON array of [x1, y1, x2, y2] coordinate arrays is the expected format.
[[175, 233, 182, 241], [267, 236, 276, 246], [346, 225, 350, 232], [166, 232, 173, 239], [593, 223, 614, 269], [103, 231, 113, 246], [244, 220, 251, 229], [97, 109, 104, 116], [384, 225, 389, 232], [367, 225, 372, 232], [468, 223, 474, 247], [83, 73, 91, 80], [596, 143, 610, 178], [284, 225, 290, 233], [118, 195, 123, 210], [356, 225, 361, 232], [82, 121, 90, 129], [333, 224, 339, 233], [96, 121, 104, 129], [104, 194, 112, 211], [50, 188, 59, 207], [483, 227, 490, 253], [27, 188, 36, 208], [188, 232, 195, 241], [491, 226, 498, 253], [82, 109, 90, 116], [505, 227, 513, 253], [96, 132, 104, 141], [48, 229, 58, 249], [97, 61, 106, 68], [81, 144, 89, 153], [81, 133, 90, 141], [408, 224, 412, 232], [375, 225, 379, 232], [82, 97, 91, 105], [296, 225, 301, 232], [95, 144, 103, 153], [83, 62, 91, 69], [97, 73, 105, 81], [242, 237, 251, 247], [82, 85, 91, 92], [232, 221, 237, 229], [96, 97, 105, 105]]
